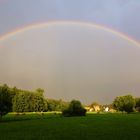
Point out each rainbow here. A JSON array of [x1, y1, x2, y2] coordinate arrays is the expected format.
[[0, 20, 140, 47]]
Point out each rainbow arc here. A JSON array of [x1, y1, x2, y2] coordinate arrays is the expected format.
[[0, 21, 140, 47]]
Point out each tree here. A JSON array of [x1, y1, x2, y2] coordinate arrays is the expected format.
[[13, 91, 33, 112], [13, 90, 45, 112], [47, 99, 69, 111], [57, 99, 69, 111], [32, 92, 45, 112], [44, 99, 48, 112], [36, 88, 44, 95], [47, 99, 57, 111], [135, 98, 140, 112], [113, 95, 136, 113], [135, 98, 140, 107], [0, 84, 11, 119], [62, 100, 86, 117]]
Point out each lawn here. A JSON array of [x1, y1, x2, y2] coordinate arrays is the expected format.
[[0, 112, 140, 140]]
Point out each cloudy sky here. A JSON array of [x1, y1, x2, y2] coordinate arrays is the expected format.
[[1, 0, 140, 40], [0, 0, 140, 104]]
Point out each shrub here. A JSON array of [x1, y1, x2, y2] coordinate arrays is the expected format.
[[62, 100, 86, 117]]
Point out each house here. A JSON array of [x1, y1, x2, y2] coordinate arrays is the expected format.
[[93, 105, 100, 112], [85, 105, 101, 112], [105, 107, 109, 112]]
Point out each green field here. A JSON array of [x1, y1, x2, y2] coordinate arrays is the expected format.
[[0, 113, 140, 140]]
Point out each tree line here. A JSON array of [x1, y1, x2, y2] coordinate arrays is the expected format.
[[0, 84, 69, 118], [1, 84, 140, 118], [89, 95, 140, 113]]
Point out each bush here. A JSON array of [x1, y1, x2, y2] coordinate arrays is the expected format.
[[62, 100, 86, 117]]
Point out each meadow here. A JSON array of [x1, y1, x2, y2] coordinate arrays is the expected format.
[[0, 112, 140, 140]]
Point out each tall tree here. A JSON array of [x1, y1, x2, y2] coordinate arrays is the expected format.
[[0, 84, 11, 119]]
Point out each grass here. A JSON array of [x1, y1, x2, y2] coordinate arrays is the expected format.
[[0, 112, 140, 140]]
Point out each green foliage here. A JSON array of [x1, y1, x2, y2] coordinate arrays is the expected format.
[[47, 99, 69, 111], [36, 88, 44, 95], [62, 100, 86, 117], [0, 84, 69, 113], [44, 99, 48, 112], [113, 95, 136, 113], [13, 90, 45, 112], [10, 86, 19, 99], [135, 98, 140, 107], [135, 98, 140, 112], [0, 84, 12, 118], [47, 99, 56, 111], [32, 92, 45, 112], [13, 91, 33, 112], [1, 83, 140, 115]]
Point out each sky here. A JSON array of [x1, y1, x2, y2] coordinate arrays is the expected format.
[[1, 0, 140, 40], [0, 0, 140, 104]]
